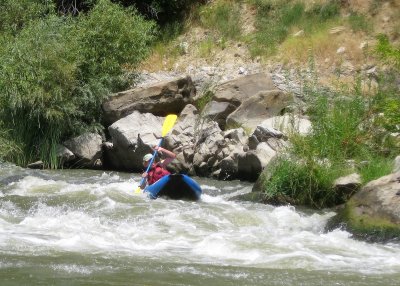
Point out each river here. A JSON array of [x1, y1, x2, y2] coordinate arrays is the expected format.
[[0, 162, 399, 285]]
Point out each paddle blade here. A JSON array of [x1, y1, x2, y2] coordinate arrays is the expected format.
[[134, 186, 142, 194], [162, 114, 177, 137]]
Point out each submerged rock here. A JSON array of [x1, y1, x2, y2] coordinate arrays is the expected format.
[[329, 172, 400, 242]]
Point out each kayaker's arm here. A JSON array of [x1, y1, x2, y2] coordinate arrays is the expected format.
[[139, 172, 148, 189], [155, 146, 176, 168]]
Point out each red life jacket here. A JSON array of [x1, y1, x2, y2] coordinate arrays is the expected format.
[[148, 163, 170, 185]]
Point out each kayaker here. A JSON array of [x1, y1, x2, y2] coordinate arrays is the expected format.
[[139, 146, 176, 189]]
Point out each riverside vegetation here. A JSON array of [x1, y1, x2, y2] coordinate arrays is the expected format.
[[0, 0, 399, 209]]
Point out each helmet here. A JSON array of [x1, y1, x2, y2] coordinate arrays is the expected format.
[[143, 153, 153, 162]]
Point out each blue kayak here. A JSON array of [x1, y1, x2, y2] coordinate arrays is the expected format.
[[144, 174, 202, 201]]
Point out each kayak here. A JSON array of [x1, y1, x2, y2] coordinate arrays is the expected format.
[[144, 174, 202, 201]]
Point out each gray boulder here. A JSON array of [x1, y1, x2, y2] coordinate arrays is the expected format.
[[226, 90, 293, 131], [56, 144, 76, 165], [259, 114, 312, 136], [394, 155, 400, 173], [164, 104, 199, 152], [105, 112, 163, 171], [102, 76, 195, 126], [337, 172, 400, 242], [333, 173, 361, 204], [203, 100, 237, 130], [213, 72, 277, 106], [237, 142, 277, 181], [63, 133, 103, 168]]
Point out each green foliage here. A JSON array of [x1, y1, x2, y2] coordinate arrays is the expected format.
[[376, 34, 400, 69], [76, 0, 155, 84], [305, 93, 368, 160], [195, 90, 215, 112], [0, 0, 53, 34], [358, 155, 394, 184], [260, 66, 399, 208], [0, 0, 155, 167], [263, 157, 343, 208], [116, 0, 204, 24], [249, 0, 340, 57], [200, 1, 242, 40], [372, 72, 400, 133]]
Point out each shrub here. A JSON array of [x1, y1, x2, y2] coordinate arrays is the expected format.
[[0, 0, 52, 34], [260, 66, 398, 208], [0, 0, 155, 167], [199, 0, 242, 40], [262, 157, 344, 208]]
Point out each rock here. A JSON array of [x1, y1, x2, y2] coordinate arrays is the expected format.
[[341, 61, 354, 75], [56, 144, 75, 165], [359, 41, 368, 50], [329, 26, 346, 34], [223, 128, 248, 145], [105, 112, 163, 171], [237, 142, 277, 181], [333, 173, 361, 204], [202, 101, 237, 130], [337, 47, 346, 54], [179, 42, 189, 54], [394, 156, 400, 173], [248, 126, 282, 150], [27, 161, 44, 169], [293, 30, 304, 37], [337, 172, 400, 242], [63, 133, 103, 168], [219, 156, 238, 180], [366, 66, 377, 77], [238, 67, 247, 75], [102, 76, 195, 126], [213, 72, 277, 107], [259, 114, 312, 137], [165, 104, 199, 152], [226, 90, 293, 132]]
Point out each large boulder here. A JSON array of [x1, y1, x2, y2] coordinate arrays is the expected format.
[[202, 100, 237, 130], [226, 90, 293, 131], [237, 142, 277, 181], [63, 133, 103, 168], [164, 104, 199, 152], [259, 114, 312, 136], [394, 155, 400, 173], [102, 76, 195, 126], [213, 72, 277, 106], [332, 172, 400, 242], [333, 173, 362, 204], [104, 112, 163, 171]]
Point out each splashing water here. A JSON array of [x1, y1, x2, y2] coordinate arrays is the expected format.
[[0, 163, 399, 285]]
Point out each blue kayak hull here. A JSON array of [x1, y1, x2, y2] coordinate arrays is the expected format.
[[144, 174, 202, 201]]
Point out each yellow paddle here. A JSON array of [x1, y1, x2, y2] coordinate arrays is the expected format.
[[134, 114, 178, 193]]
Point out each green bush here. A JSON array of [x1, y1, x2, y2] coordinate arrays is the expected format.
[[0, 0, 155, 167], [262, 157, 344, 208], [0, 0, 52, 34], [116, 0, 204, 24], [200, 1, 242, 40], [260, 67, 398, 208], [376, 34, 400, 69]]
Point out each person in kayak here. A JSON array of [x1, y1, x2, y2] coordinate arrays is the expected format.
[[139, 146, 176, 189]]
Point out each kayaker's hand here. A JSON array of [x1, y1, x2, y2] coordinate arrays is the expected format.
[[153, 145, 162, 155], [141, 172, 148, 178]]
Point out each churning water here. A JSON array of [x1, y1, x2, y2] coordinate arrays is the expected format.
[[0, 162, 399, 285]]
